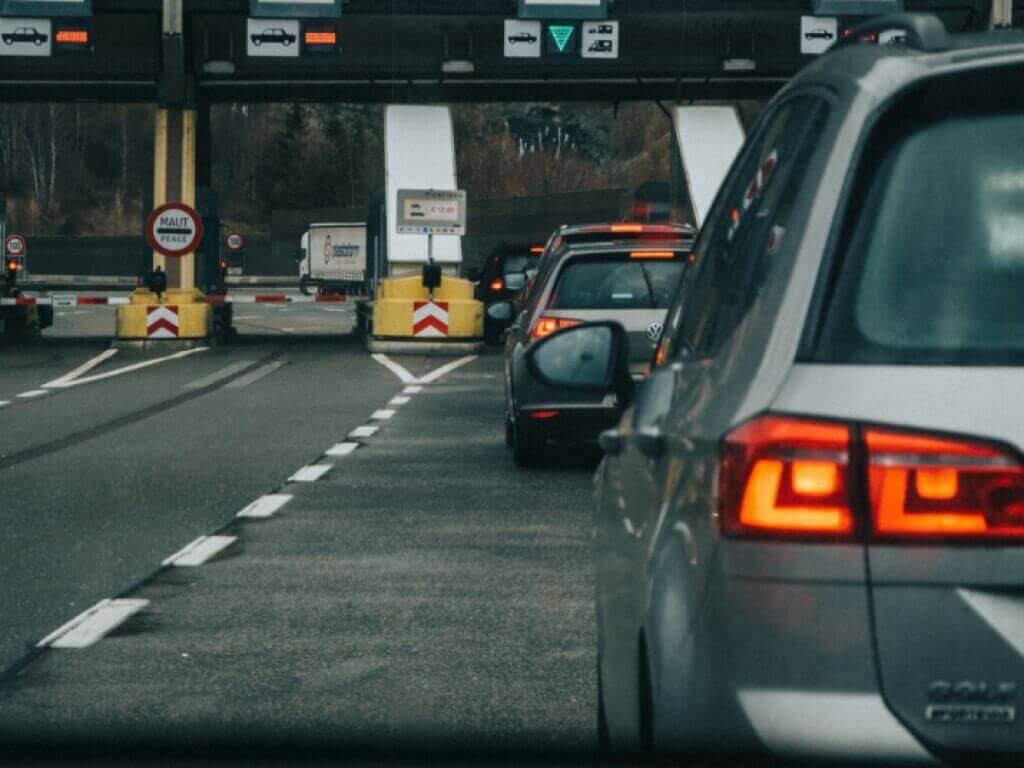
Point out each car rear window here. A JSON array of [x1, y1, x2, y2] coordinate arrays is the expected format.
[[549, 254, 686, 310], [812, 107, 1024, 365], [503, 255, 532, 275]]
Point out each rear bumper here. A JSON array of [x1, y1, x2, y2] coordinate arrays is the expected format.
[[519, 405, 620, 449]]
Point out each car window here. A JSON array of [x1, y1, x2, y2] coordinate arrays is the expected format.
[[812, 108, 1024, 365], [503, 255, 531, 275], [549, 255, 686, 310], [667, 95, 828, 360]]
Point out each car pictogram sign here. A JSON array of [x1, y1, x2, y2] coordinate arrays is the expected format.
[[146, 202, 203, 258]]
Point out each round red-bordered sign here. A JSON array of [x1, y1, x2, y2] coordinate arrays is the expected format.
[[4, 234, 26, 257], [225, 231, 245, 253], [146, 202, 203, 258]]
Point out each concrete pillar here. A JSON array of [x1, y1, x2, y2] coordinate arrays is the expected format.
[[671, 106, 746, 229], [152, 107, 197, 289]]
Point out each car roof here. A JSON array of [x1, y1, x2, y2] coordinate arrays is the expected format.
[[787, 18, 1024, 103]]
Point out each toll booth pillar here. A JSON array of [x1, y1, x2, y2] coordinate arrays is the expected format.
[[671, 106, 745, 229]]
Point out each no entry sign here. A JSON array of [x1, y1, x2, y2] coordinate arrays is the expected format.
[[4, 234, 26, 257], [226, 232, 245, 252], [146, 202, 203, 258]]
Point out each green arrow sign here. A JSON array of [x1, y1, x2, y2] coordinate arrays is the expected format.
[[548, 24, 575, 52]]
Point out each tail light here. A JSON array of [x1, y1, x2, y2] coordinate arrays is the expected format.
[[489, 278, 504, 292], [530, 316, 580, 340], [721, 416, 854, 538], [629, 250, 677, 260], [721, 415, 1024, 542], [220, 260, 228, 270], [867, 430, 1024, 541]]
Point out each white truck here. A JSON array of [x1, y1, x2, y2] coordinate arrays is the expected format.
[[298, 222, 369, 296]]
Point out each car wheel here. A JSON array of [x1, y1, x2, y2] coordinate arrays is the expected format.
[[597, 658, 612, 756], [513, 418, 543, 468]]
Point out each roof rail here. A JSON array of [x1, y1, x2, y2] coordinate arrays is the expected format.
[[833, 13, 951, 53]]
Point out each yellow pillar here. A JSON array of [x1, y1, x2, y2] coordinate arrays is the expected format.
[[152, 107, 197, 290]]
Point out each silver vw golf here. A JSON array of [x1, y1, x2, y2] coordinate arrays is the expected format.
[[526, 15, 1024, 763]]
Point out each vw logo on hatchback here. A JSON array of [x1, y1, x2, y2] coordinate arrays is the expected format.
[[646, 322, 664, 342]]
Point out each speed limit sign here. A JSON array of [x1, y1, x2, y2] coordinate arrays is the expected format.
[[4, 234, 26, 258], [226, 232, 245, 252]]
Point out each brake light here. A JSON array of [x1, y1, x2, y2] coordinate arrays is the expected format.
[[489, 278, 504, 292], [722, 416, 854, 538], [721, 416, 1024, 542], [530, 246, 545, 254], [528, 410, 559, 420], [629, 250, 676, 260], [611, 224, 644, 234], [7, 261, 18, 272], [220, 260, 228, 270], [867, 430, 1024, 541], [530, 316, 580, 340]]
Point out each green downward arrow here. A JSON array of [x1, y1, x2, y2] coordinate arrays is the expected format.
[[549, 25, 575, 52]]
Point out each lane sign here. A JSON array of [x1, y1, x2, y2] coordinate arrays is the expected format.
[[519, 0, 607, 20], [226, 232, 245, 252], [800, 16, 838, 55], [4, 234, 26, 257], [581, 19, 618, 59], [396, 189, 467, 236], [54, 20, 91, 53], [814, 0, 902, 14], [146, 202, 203, 258], [545, 23, 578, 55], [146, 305, 180, 338], [247, 18, 300, 58], [413, 301, 450, 338], [0, 18, 51, 57], [303, 23, 339, 54], [504, 19, 541, 58]]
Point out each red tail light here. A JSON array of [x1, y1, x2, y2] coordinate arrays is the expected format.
[[721, 415, 1024, 542], [530, 316, 580, 340], [867, 430, 1024, 541], [528, 410, 559, 420], [489, 278, 504, 292], [721, 416, 854, 538]]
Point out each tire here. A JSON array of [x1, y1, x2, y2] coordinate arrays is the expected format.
[[504, 415, 514, 447], [597, 658, 612, 757], [299, 276, 314, 296], [638, 640, 655, 756], [513, 418, 544, 468]]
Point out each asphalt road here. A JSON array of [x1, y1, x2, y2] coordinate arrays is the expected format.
[[0, 298, 599, 765]]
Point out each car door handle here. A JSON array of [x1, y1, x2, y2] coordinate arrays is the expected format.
[[634, 426, 666, 459], [598, 429, 623, 455]]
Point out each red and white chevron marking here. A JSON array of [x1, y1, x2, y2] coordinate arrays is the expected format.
[[412, 301, 449, 338], [0, 294, 363, 307], [146, 305, 179, 339]]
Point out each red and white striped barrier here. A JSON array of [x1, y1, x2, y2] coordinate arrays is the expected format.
[[0, 294, 365, 307], [413, 300, 450, 338]]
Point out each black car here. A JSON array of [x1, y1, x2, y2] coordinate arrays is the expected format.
[[508, 32, 538, 44], [472, 243, 543, 342], [2, 27, 48, 46], [250, 28, 297, 46], [804, 27, 835, 40]]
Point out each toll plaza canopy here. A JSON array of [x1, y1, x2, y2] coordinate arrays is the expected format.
[[0, 0, 994, 103]]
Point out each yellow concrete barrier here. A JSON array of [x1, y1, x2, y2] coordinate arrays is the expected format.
[[373, 275, 483, 339], [116, 288, 212, 340]]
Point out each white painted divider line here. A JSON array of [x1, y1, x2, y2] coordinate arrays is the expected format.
[[326, 442, 360, 457], [403, 385, 423, 395], [389, 395, 411, 406], [182, 360, 255, 390], [371, 409, 396, 420], [0, 401, 10, 408], [372, 353, 418, 384], [37, 598, 149, 649], [162, 535, 237, 567], [237, 493, 293, 519], [18, 390, 49, 399], [43, 348, 119, 388], [49, 347, 208, 389], [349, 425, 379, 439], [416, 355, 478, 384], [289, 464, 333, 483], [225, 360, 285, 389]]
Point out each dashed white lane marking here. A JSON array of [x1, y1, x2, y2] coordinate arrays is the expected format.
[[18, 390, 49, 399], [349, 425, 379, 439], [416, 355, 478, 384], [403, 385, 423, 395], [225, 360, 285, 389], [371, 409, 395, 420], [0, 401, 9, 408], [182, 360, 255, 390], [237, 494, 293, 519], [372, 354, 418, 384], [289, 464, 333, 483], [43, 348, 119, 388], [162, 535, 237, 567], [389, 395, 411, 406], [52, 347, 208, 389], [326, 442, 360, 457], [37, 598, 149, 649]]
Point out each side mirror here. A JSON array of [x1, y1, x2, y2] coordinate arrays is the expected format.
[[525, 321, 633, 404], [485, 301, 515, 338]]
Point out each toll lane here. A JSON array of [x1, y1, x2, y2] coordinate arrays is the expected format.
[[0, 353, 598, 759]]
